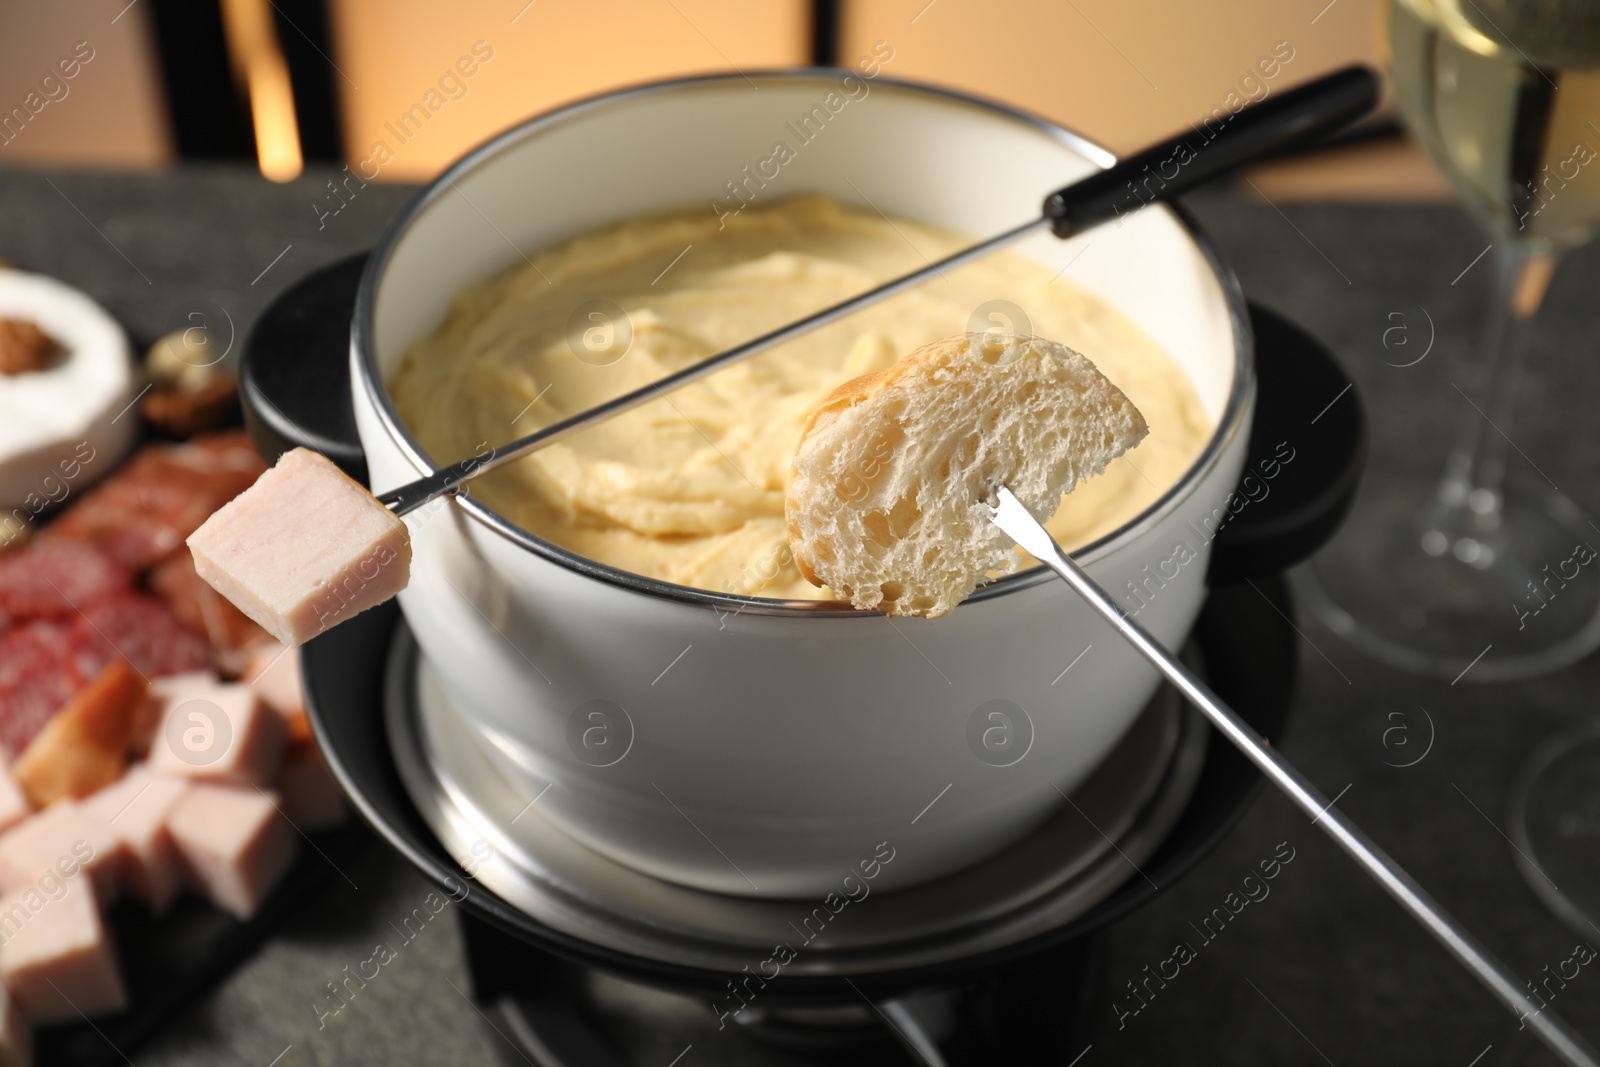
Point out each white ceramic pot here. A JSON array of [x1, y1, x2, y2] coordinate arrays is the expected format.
[[349, 72, 1252, 898]]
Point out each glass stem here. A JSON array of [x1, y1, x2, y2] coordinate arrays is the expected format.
[[1431, 246, 1557, 530]]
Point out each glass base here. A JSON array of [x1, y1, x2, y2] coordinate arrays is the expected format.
[[1296, 477, 1600, 683], [1508, 725, 1600, 936]]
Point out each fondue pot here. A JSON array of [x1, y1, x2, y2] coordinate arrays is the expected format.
[[245, 73, 1362, 906]]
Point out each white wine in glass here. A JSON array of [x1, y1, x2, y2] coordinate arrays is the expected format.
[[1302, 0, 1600, 936], [1302, 0, 1600, 684], [1392, 0, 1600, 244]]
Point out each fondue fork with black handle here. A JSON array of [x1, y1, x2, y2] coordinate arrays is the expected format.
[[988, 487, 1599, 1067], [377, 64, 1379, 516]]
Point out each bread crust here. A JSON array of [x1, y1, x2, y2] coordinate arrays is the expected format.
[[784, 338, 959, 588]]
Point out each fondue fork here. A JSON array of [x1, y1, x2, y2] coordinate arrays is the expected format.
[[988, 487, 1600, 1067], [378, 66, 1378, 516]]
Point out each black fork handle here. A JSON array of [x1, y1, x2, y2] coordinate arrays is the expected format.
[[1044, 65, 1379, 238]]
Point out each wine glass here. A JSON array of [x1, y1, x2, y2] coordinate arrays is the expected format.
[[1298, 0, 1600, 684], [1299, 0, 1600, 935]]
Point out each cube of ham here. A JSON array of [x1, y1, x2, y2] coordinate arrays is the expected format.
[[149, 671, 219, 698], [81, 769, 189, 913], [243, 641, 303, 719], [143, 671, 220, 757], [0, 802, 121, 903], [187, 448, 411, 647], [166, 783, 297, 920], [0, 764, 30, 837], [147, 681, 285, 787], [0, 879, 125, 1023], [0, 984, 28, 1067]]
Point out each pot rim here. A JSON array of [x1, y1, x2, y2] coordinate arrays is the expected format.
[[352, 68, 1255, 618]]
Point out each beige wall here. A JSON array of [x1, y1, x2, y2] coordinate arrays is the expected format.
[[328, 0, 1384, 180], [327, 0, 811, 180], [0, 0, 171, 169], [0, 0, 1384, 175], [841, 0, 1382, 157]]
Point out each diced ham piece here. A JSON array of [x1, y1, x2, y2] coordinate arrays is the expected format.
[[12, 659, 146, 808], [279, 742, 345, 831], [0, 764, 30, 837], [187, 448, 410, 647], [0, 801, 121, 903], [147, 682, 285, 786], [244, 640, 312, 745], [148, 671, 219, 700], [0, 879, 125, 1023], [0, 984, 29, 1067], [81, 768, 189, 913], [136, 670, 220, 758], [243, 641, 303, 718], [143, 673, 220, 764], [166, 783, 297, 920], [245, 644, 344, 828]]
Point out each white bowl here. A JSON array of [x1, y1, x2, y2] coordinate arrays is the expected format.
[[351, 71, 1252, 897]]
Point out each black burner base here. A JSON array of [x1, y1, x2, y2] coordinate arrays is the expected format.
[[464, 910, 1108, 1066]]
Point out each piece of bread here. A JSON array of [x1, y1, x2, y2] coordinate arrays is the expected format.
[[786, 333, 1147, 617]]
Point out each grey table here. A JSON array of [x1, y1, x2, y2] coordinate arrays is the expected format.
[[1, 165, 1597, 1066]]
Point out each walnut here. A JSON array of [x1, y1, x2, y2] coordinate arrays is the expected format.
[[140, 373, 239, 437], [139, 329, 238, 436], [0, 318, 61, 374]]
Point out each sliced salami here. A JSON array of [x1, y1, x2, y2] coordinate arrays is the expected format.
[[68, 593, 211, 681], [0, 540, 132, 622], [0, 619, 80, 757], [45, 431, 266, 569]]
